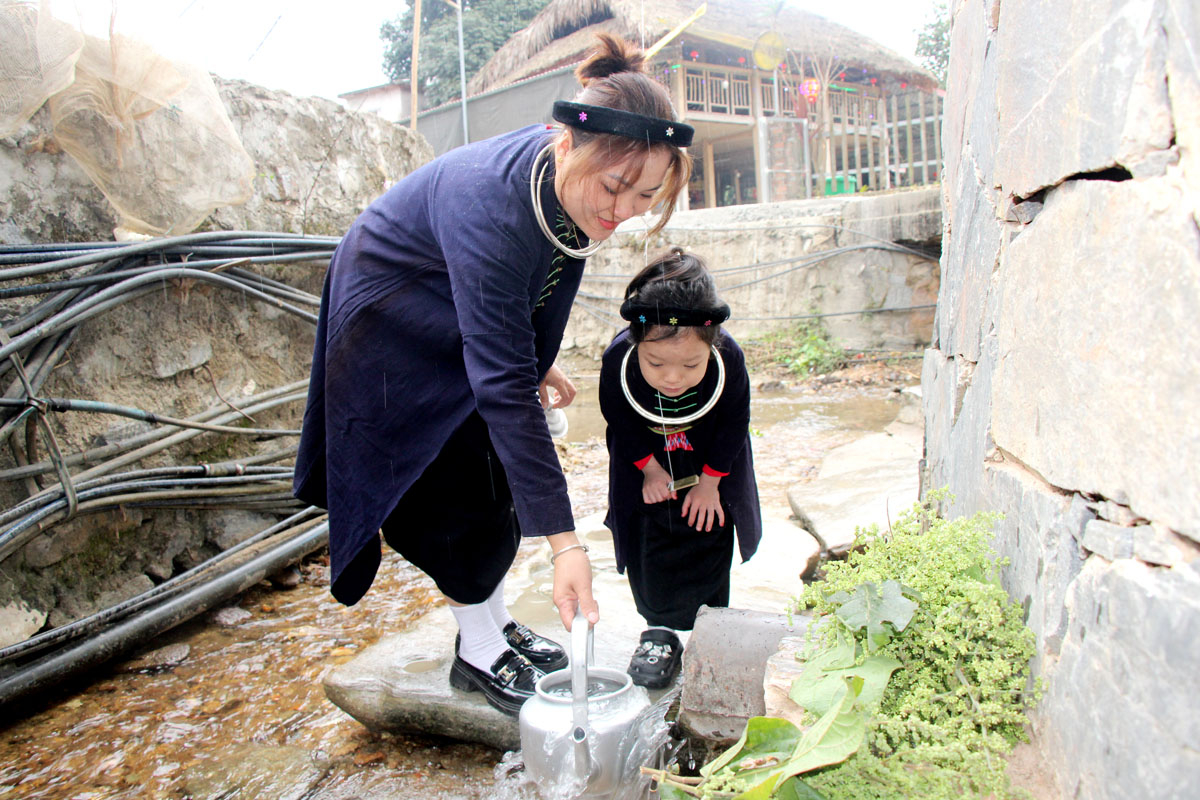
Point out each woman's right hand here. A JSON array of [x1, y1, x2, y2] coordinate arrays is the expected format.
[[548, 531, 599, 631]]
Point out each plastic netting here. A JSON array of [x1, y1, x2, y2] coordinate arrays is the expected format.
[[0, 0, 82, 135], [2, 1, 254, 236]]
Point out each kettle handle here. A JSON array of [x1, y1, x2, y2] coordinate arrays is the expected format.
[[571, 607, 594, 727], [570, 607, 594, 782]]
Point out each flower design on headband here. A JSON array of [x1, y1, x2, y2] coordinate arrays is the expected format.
[[579, 111, 588, 122], [638, 314, 646, 323], [666, 127, 674, 137], [704, 320, 712, 326], [669, 316, 679, 325]]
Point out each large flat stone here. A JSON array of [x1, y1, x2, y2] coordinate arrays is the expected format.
[[992, 177, 1200, 540], [784, 418, 923, 552]]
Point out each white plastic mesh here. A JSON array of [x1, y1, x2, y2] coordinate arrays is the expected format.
[[0, 0, 83, 135], [2, 1, 254, 236]]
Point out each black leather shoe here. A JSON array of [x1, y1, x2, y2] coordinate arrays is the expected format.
[[627, 629, 682, 689], [448, 649, 540, 716], [503, 620, 568, 672]]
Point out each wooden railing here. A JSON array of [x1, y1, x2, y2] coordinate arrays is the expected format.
[[683, 65, 754, 116]]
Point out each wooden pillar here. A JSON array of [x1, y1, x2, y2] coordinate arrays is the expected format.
[[866, 100, 876, 191], [879, 96, 890, 190], [410, 0, 422, 131], [933, 93, 942, 182], [838, 111, 849, 193], [905, 94, 915, 186], [703, 141, 716, 209], [890, 94, 900, 187], [917, 92, 928, 184], [851, 99, 862, 191]]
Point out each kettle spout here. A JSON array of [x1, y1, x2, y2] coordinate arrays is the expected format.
[[572, 725, 591, 783]]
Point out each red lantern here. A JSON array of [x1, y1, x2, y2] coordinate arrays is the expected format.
[[690, 50, 699, 60]]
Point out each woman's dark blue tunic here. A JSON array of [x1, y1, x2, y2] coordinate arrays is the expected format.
[[294, 125, 583, 605]]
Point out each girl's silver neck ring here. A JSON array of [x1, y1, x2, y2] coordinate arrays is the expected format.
[[530, 144, 604, 259], [619, 342, 726, 426]]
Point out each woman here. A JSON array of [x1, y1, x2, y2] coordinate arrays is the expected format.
[[293, 34, 693, 716]]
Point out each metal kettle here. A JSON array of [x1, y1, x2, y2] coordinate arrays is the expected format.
[[518, 610, 650, 798]]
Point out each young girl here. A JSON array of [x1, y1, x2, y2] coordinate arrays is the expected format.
[[599, 248, 761, 689]]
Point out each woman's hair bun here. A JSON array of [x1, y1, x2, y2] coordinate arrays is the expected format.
[[575, 33, 646, 85]]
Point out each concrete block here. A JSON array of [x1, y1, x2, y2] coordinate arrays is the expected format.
[[678, 606, 800, 744]]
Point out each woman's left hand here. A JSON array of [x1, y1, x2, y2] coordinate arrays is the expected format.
[[681, 474, 725, 532], [539, 364, 577, 409]]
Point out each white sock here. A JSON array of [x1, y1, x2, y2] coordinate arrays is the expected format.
[[452, 602, 509, 672], [486, 578, 516, 630]]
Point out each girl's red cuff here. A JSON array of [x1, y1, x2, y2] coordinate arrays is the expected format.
[[634, 454, 653, 470], [702, 465, 729, 477]]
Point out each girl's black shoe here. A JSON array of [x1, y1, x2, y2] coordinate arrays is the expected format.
[[627, 629, 682, 689], [448, 649, 540, 716]]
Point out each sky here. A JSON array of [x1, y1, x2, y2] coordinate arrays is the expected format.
[[65, 0, 941, 102]]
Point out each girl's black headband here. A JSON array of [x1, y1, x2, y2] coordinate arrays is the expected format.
[[552, 101, 694, 147], [620, 298, 731, 328]]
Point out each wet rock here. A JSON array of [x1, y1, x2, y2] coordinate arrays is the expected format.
[[678, 607, 801, 745], [210, 606, 252, 627], [183, 743, 328, 800], [117, 642, 190, 673], [323, 618, 521, 752], [269, 565, 303, 589], [0, 600, 47, 649]]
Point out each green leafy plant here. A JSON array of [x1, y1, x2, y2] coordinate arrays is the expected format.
[[756, 320, 845, 377], [647, 493, 1040, 799]]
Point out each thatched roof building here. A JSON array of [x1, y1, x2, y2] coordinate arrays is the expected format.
[[470, 0, 938, 95]]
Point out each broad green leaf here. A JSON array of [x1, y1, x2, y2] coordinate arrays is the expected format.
[[776, 776, 830, 800], [834, 580, 918, 650], [732, 772, 784, 799], [701, 716, 802, 778], [779, 685, 867, 777], [788, 640, 857, 715], [789, 665, 850, 717]]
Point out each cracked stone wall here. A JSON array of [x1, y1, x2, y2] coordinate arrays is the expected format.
[[925, 1, 1200, 797]]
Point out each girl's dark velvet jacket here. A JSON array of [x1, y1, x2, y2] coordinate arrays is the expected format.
[[599, 328, 762, 573]]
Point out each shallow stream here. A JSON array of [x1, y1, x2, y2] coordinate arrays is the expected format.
[[0, 368, 915, 799]]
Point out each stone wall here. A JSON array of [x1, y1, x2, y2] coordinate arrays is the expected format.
[[0, 78, 432, 648], [925, 1, 1200, 797], [562, 187, 942, 357]]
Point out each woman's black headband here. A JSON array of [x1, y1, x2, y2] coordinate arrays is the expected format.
[[552, 101, 694, 147], [620, 298, 731, 328]]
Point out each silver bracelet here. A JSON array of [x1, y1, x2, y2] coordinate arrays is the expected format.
[[550, 543, 590, 564]]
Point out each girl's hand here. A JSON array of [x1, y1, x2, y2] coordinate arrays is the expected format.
[[539, 364, 577, 409], [548, 532, 598, 630], [641, 459, 676, 504], [682, 474, 725, 531]]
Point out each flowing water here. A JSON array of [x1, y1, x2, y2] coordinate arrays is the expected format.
[[0, 366, 916, 799]]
